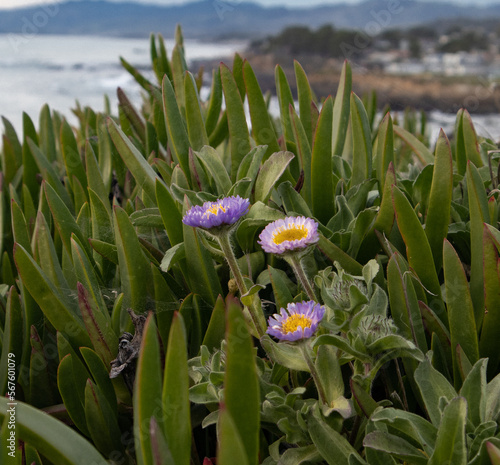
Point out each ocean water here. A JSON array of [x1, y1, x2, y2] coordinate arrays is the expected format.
[[1, 34, 500, 144], [0, 34, 245, 132]]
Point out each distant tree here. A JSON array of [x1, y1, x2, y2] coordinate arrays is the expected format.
[[380, 29, 402, 48], [407, 26, 437, 41], [438, 30, 488, 53], [409, 37, 422, 58], [315, 24, 336, 55]]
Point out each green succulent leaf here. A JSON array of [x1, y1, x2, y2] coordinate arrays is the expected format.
[[217, 406, 250, 465], [311, 96, 334, 224], [225, 297, 260, 465], [254, 151, 295, 203], [414, 355, 457, 426], [443, 239, 479, 385], [425, 129, 453, 272], [307, 405, 366, 465], [427, 396, 467, 465], [162, 312, 191, 465], [244, 60, 280, 158], [0, 397, 107, 465], [134, 314, 163, 465]]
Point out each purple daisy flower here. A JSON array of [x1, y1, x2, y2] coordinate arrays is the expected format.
[[182, 196, 250, 230], [258, 216, 319, 255], [267, 301, 325, 342]]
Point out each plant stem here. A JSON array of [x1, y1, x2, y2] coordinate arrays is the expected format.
[[217, 231, 266, 337], [287, 254, 318, 301], [300, 342, 328, 406]]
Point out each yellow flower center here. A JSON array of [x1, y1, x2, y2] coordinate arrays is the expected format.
[[272, 225, 308, 244], [204, 204, 226, 217], [281, 314, 312, 334]]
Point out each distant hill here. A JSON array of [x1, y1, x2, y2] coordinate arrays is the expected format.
[[1, 0, 500, 40]]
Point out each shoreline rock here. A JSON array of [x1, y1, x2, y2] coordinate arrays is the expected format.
[[195, 52, 500, 115]]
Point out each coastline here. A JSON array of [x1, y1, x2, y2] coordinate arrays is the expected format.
[[195, 52, 500, 115]]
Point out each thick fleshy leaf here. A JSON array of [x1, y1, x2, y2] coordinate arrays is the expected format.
[[202, 295, 226, 351], [425, 130, 453, 272], [107, 117, 161, 202], [149, 417, 175, 465], [393, 125, 434, 165], [467, 162, 489, 327], [217, 406, 250, 465], [307, 405, 365, 465], [455, 108, 483, 175], [155, 179, 183, 246], [114, 205, 153, 315], [162, 312, 191, 465], [289, 106, 312, 203], [134, 314, 163, 465], [11, 198, 32, 255], [331, 60, 352, 157], [392, 186, 442, 300], [443, 239, 479, 385], [84, 379, 123, 458], [28, 139, 73, 211], [61, 119, 87, 194], [171, 42, 187, 109], [88, 188, 113, 246], [427, 397, 467, 465], [459, 358, 486, 427], [14, 243, 90, 348], [224, 297, 260, 465], [244, 60, 280, 158], [414, 355, 457, 426], [317, 234, 363, 276], [261, 334, 309, 371], [369, 407, 437, 455], [205, 68, 223, 137], [266, 265, 294, 311], [220, 63, 251, 180], [487, 442, 500, 465], [0, 287, 23, 395], [77, 283, 117, 366], [375, 113, 394, 189], [254, 151, 294, 203], [184, 71, 209, 151], [480, 225, 500, 375], [28, 325, 56, 408], [350, 92, 372, 187], [194, 145, 232, 196], [387, 252, 428, 352], [363, 431, 427, 465], [311, 96, 334, 224], [57, 354, 90, 437], [0, 397, 107, 465], [120, 56, 157, 92], [275, 65, 295, 148], [315, 344, 345, 408], [294, 60, 314, 145], [44, 181, 92, 259], [21, 114, 39, 200], [314, 334, 370, 363]]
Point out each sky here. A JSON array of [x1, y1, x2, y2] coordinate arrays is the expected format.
[[0, 0, 498, 8]]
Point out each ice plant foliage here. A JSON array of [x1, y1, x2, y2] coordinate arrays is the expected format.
[[258, 216, 319, 255], [182, 196, 250, 229], [267, 301, 325, 342]]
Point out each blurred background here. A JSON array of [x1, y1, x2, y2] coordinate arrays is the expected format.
[[2, 0, 500, 140]]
